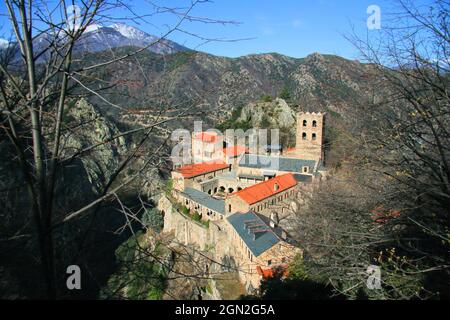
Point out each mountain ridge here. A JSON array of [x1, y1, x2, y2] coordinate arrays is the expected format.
[[82, 46, 377, 129]]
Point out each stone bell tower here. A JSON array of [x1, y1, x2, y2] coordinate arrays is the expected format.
[[295, 112, 325, 162]]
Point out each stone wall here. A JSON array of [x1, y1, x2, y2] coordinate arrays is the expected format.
[[158, 195, 230, 253], [158, 194, 303, 294], [295, 112, 325, 161], [172, 167, 232, 192]]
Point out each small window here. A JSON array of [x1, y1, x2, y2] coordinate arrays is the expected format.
[[312, 120, 317, 127], [228, 204, 232, 213], [268, 260, 272, 266], [303, 120, 307, 127], [302, 132, 307, 140], [303, 166, 309, 173], [312, 133, 317, 140]]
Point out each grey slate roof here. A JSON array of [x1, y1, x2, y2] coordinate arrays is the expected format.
[[183, 188, 225, 215], [238, 173, 265, 180], [293, 174, 313, 183], [227, 211, 280, 257], [239, 154, 316, 173]]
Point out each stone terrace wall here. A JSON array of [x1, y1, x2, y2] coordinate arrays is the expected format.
[[158, 195, 230, 256]]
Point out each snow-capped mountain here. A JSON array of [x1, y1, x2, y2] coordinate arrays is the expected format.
[[2, 23, 188, 58], [0, 38, 9, 49], [76, 23, 188, 55]]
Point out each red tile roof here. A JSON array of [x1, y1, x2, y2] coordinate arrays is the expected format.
[[223, 145, 248, 157], [231, 173, 297, 205], [175, 161, 230, 178], [193, 132, 220, 143]]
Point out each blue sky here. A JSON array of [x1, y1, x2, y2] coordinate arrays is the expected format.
[[123, 0, 395, 59], [0, 0, 434, 59], [167, 0, 387, 59]]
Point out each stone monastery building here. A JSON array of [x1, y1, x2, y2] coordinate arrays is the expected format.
[[160, 112, 327, 292]]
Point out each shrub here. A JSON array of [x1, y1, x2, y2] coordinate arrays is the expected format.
[[181, 206, 190, 215], [142, 208, 164, 232], [279, 86, 292, 101], [192, 211, 201, 222], [261, 94, 273, 102], [165, 179, 173, 194]]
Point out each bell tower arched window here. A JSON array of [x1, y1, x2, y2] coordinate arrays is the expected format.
[[302, 132, 307, 140], [303, 120, 307, 127], [312, 120, 317, 127]]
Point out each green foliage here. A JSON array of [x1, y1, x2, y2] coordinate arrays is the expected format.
[[101, 232, 168, 300], [216, 105, 253, 132], [141, 208, 164, 232], [231, 105, 244, 121], [260, 115, 271, 128], [166, 51, 196, 71], [287, 255, 309, 281], [165, 179, 173, 195], [205, 282, 213, 294], [181, 206, 190, 215], [192, 211, 201, 222], [217, 118, 252, 132], [261, 94, 273, 102], [279, 86, 292, 101]]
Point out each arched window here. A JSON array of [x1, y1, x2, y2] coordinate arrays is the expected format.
[[303, 120, 307, 127], [302, 132, 307, 140], [312, 133, 317, 140], [228, 204, 232, 213], [312, 120, 317, 127]]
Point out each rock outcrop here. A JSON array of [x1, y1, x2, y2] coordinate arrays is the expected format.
[[238, 98, 296, 129]]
